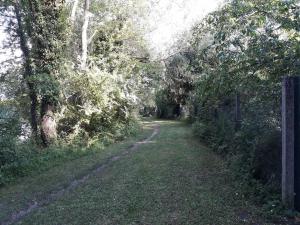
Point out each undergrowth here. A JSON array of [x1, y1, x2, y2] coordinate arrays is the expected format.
[[192, 120, 286, 217], [0, 119, 141, 186]]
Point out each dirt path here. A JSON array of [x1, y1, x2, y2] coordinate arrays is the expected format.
[[1, 125, 160, 225], [1, 121, 294, 225]]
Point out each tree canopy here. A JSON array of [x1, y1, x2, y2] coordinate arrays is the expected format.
[[0, 0, 300, 210]]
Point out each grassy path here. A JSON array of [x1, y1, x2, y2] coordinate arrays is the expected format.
[[0, 120, 284, 224]]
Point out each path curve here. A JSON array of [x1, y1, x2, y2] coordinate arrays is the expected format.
[[1, 124, 160, 225]]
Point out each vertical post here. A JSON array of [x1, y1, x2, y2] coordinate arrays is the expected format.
[[235, 93, 241, 131], [282, 77, 295, 209], [294, 77, 300, 210]]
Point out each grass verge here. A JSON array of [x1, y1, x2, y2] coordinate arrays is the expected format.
[[0, 121, 153, 223], [2, 120, 285, 225]]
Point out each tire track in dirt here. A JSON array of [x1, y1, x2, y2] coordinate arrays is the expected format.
[[1, 124, 160, 225]]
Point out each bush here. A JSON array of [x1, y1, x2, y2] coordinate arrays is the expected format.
[[155, 89, 179, 119], [252, 130, 281, 186], [192, 105, 282, 207], [0, 144, 89, 186], [192, 121, 214, 142], [139, 106, 156, 117], [0, 104, 21, 168], [0, 106, 141, 186], [228, 129, 282, 213], [230, 128, 281, 183]]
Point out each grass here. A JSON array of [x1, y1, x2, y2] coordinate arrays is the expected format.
[[0, 122, 153, 223], [0, 120, 141, 186], [0, 120, 285, 224]]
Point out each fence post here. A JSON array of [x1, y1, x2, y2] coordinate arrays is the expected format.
[[282, 76, 295, 209]]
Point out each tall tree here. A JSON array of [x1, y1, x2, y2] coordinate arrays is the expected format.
[[70, 0, 79, 25], [25, 0, 66, 145], [13, 0, 38, 140], [81, 0, 90, 70]]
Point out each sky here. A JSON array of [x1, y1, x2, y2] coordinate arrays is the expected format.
[[0, 18, 9, 63], [0, 0, 223, 62], [144, 0, 223, 58], [0, 13, 22, 65]]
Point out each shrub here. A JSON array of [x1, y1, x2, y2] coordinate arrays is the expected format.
[[192, 103, 282, 207], [155, 89, 179, 119], [192, 121, 214, 142], [0, 104, 21, 168], [0, 106, 141, 186]]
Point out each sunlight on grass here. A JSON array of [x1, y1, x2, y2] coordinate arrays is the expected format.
[[3, 120, 274, 225]]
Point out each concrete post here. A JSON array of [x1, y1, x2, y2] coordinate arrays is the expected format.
[[282, 76, 295, 209]]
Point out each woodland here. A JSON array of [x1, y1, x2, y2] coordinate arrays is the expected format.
[[0, 0, 300, 221]]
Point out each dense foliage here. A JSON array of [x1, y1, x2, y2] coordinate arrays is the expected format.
[[1, 0, 300, 214], [155, 53, 195, 118], [0, 0, 152, 185], [154, 0, 300, 209]]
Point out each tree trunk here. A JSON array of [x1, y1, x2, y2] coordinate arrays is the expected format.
[[29, 85, 38, 140], [30, 0, 63, 146], [70, 0, 79, 25], [41, 99, 57, 146], [81, 0, 90, 70], [14, 0, 39, 140]]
